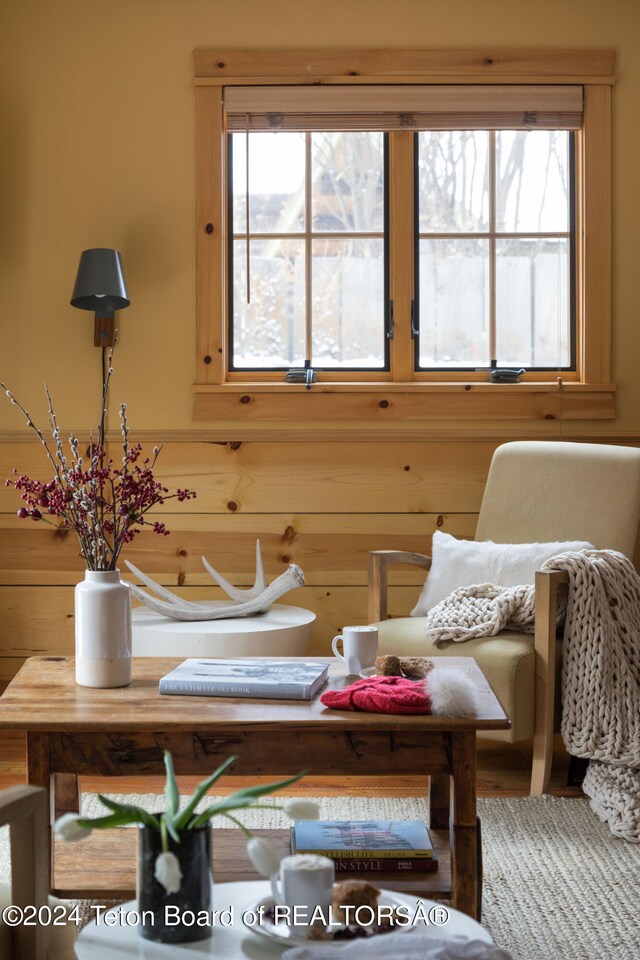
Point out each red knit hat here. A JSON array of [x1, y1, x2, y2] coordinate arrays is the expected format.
[[320, 675, 432, 714]]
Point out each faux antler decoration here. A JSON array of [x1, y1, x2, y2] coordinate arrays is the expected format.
[[124, 541, 304, 621]]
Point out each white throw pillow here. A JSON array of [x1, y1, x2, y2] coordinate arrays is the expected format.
[[411, 531, 594, 617]]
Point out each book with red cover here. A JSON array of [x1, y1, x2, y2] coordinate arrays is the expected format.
[[333, 855, 438, 873]]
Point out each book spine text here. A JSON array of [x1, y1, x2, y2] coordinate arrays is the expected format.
[[334, 857, 438, 873], [159, 681, 310, 699], [294, 848, 433, 859]]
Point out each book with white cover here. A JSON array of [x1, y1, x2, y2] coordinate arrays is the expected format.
[[159, 658, 329, 700]]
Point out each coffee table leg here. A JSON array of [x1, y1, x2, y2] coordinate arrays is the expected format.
[[476, 816, 483, 921], [450, 731, 479, 919], [429, 773, 450, 830], [26, 733, 53, 888], [53, 774, 80, 819]]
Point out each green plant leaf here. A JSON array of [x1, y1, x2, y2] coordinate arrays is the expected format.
[[75, 810, 154, 830], [160, 815, 169, 853], [95, 795, 160, 830], [164, 751, 179, 817], [188, 771, 306, 830], [161, 812, 181, 845], [174, 754, 238, 831], [214, 770, 306, 806]]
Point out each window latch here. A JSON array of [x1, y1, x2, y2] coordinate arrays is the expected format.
[[386, 300, 394, 340], [489, 359, 525, 383], [285, 360, 317, 390], [410, 299, 419, 338]]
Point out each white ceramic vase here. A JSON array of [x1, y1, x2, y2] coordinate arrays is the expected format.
[[75, 569, 132, 688]]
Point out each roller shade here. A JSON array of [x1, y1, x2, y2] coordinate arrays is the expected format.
[[224, 84, 583, 131]]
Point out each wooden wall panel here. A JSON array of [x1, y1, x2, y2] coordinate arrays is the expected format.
[[0, 513, 477, 586], [0, 436, 495, 688], [0, 441, 494, 513]]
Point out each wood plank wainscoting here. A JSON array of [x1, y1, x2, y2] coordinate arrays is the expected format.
[[0, 436, 491, 689], [1, 432, 638, 692]]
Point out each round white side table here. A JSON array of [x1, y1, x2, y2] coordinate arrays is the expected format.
[[75, 880, 494, 958], [132, 603, 315, 658]]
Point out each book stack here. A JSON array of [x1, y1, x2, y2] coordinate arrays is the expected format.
[[159, 658, 329, 700], [291, 819, 438, 874]]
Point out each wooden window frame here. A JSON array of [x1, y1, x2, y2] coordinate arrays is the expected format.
[[193, 48, 615, 426]]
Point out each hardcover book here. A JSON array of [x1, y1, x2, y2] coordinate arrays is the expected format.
[[289, 829, 438, 873], [292, 819, 434, 859], [334, 856, 438, 873], [158, 658, 329, 700]]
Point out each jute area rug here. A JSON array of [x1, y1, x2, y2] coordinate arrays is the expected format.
[[2, 794, 638, 960]]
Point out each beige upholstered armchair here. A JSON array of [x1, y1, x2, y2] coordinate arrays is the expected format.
[[369, 441, 640, 795], [0, 786, 76, 959]]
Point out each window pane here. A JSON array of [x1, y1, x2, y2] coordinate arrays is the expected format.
[[232, 132, 306, 235], [418, 239, 490, 368], [496, 131, 569, 233], [312, 238, 385, 368], [496, 238, 570, 367], [312, 132, 384, 233], [231, 239, 305, 368], [417, 131, 489, 233]]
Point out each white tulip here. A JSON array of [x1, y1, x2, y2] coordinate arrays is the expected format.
[[283, 799, 320, 821], [154, 852, 183, 894], [247, 837, 281, 877], [54, 813, 93, 843]]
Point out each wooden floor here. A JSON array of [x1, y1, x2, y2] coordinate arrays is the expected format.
[[0, 731, 582, 798]]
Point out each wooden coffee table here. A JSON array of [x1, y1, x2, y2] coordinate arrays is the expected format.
[[0, 656, 509, 919]]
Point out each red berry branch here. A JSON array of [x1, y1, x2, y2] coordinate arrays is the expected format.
[[1, 337, 196, 571]]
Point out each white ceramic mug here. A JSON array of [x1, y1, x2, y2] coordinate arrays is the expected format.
[[270, 853, 335, 929], [332, 625, 378, 675]]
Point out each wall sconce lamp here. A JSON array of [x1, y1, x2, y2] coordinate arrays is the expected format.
[[70, 248, 130, 347]]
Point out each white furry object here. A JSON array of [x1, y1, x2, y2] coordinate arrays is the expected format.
[[427, 667, 479, 717]]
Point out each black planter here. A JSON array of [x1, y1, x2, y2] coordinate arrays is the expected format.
[[137, 822, 212, 943]]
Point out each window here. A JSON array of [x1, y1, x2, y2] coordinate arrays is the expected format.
[[229, 131, 388, 371], [193, 50, 614, 425], [415, 130, 574, 371]]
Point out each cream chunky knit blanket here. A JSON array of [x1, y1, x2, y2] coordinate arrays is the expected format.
[[424, 549, 640, 842]]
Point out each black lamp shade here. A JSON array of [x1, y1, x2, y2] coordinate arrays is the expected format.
[[70, 249, 130, 313]]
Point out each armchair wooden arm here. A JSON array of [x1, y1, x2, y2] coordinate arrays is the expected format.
[[368, 550, 431, 623], [0, 785, 49, 960], [531, 568, 569, 795]]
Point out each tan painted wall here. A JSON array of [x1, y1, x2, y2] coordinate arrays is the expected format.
[[0, 0, 639, 431], [1, 2, 640, 686]]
